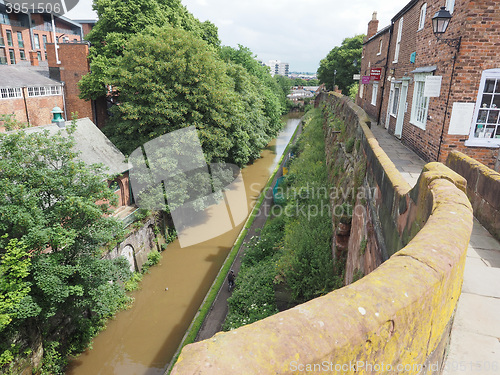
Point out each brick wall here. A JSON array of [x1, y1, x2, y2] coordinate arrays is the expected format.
[[47, 43, 94, 122], [0, 88, 64, 128]]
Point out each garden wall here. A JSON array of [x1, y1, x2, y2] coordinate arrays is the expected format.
[[170, 94, 473, 375], [446, 150, 500, 241]]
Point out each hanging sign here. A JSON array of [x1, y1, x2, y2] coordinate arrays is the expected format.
[[370, 68, 382, 81], [353, 74, 361, 80]]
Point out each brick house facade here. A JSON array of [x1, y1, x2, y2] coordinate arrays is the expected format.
[[357, 0, 500, 169]]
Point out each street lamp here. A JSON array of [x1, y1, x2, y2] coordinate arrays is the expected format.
[[432, 6, 461, 161], [432, 6, 461, 50]]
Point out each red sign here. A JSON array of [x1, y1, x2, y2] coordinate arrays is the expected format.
[[370, 68, 382, 81]]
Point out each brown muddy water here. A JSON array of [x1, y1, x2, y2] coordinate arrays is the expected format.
[[66, 116, 301, 375]]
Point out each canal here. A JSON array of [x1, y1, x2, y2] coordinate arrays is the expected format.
[[66, 116, 301, 375]]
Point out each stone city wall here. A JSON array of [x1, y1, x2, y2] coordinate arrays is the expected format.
[[446, 150, 500, 241], [170, 94, 473, 375]]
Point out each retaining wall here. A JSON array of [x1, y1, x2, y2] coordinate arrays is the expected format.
[[170, 95, 473, 375], [446, 150, 500, 241], [104, 215, 164, 272]]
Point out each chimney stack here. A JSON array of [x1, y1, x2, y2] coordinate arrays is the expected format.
[[29, 51, 39, 66], [367, 11, 379, 39]]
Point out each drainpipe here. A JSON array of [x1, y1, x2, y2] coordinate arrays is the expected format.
[[27, 12, 34, 57], [51, 13, 60, 64], [376, 20, 394, 125], [437, 37, 462, 162], [22, 86, 30, 125], [61, 82, 67, 121]]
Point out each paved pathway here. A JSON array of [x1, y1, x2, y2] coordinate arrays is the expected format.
[[370, 122, 500, 373]]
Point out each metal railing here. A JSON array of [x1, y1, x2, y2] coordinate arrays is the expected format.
[[0, 19, 25, 27], [32, 24, 80, 35]]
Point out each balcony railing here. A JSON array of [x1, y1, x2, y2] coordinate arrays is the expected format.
[[0, 19, 26, 27], [32, 24, 80, 36]]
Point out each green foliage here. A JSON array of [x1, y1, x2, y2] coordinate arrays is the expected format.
[[38, 341, 66, 375], [345, 137, 355, 153], [0, 114, 27, 131], [0, 128, 131, 369], [124, 272, 143, 292], [360, 238, 368, 255], [277, 109, 342, 302], [80, 0, 218, 100], [223, 215, 285, 331], [141, 250, 162, 274], [318, 35, 364, 94], [222, 260, 278, 330], [0, 238, 31, 332], [348, 83, 359, 101], [352, 269, 364, 283]]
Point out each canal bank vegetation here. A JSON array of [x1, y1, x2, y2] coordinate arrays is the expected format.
[[167, 117, 301, 372], [0, 127, 133, 374], [224, 108, 345, 331]]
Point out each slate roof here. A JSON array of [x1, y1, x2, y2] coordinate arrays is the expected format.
[[0, 65, 61, 88], [18, 118, 130, 176]]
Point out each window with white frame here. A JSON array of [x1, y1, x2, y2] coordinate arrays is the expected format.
[[371, 83, 378, 106], [390, 84, 401, 116], [446, 0, 455, 14], [467, 69, 500, 145], [418, 3, 427, 31], [0, 87, 22, 99], [410, 73, 431, 129], [393, 17, 403, 63], [27, 86, 62, 97], [33, 34, 40, 49], [377, 39, 383, 55]]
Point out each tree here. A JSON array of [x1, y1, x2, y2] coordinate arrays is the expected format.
[[317, 35, 364, 94], [0, 126, 131, 370], [79, 0, 219, 100], [103, 26, 239, 160], [220, 45, 286, 131]]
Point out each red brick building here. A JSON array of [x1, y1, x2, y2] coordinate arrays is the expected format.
[[0, 65, 64, 128], [357, 0, 500, 169], [46, 42, 109, 129], [0, 3, 82, 65]]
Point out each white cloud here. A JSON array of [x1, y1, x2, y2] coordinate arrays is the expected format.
[[66, 0, 411, 72]]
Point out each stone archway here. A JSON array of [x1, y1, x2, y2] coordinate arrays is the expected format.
[[120, 244, 137, 272]]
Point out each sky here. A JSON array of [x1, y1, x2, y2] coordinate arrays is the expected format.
[[65, 0, 412, 73]]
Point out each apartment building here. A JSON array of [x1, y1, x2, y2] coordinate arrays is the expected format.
[[267, 59, 290, 77], [0, 2, 82, 65], [357, 0, 500, 169]]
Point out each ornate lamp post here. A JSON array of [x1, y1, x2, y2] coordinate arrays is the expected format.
[[432, 6, 461, 160]]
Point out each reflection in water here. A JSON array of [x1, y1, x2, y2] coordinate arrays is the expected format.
[[66, 117, 300, 375]]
